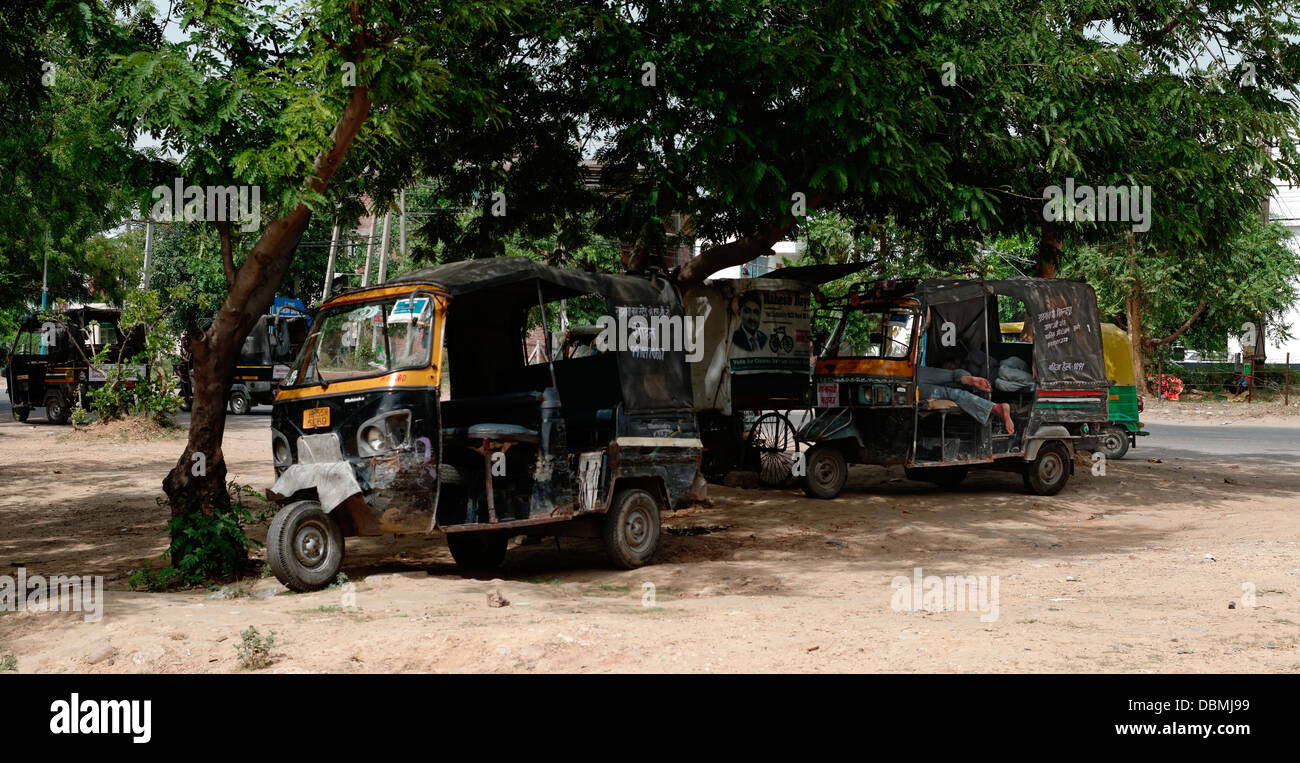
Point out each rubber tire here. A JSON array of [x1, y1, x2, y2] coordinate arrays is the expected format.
[[802, 444, 847, 499], [1026, 441, 1071, 496], [45, 391, 70, 424], [1097, 426, 1130, 460], [446, 532, 508, 572], [266, 500, 345, 592], [229, 388, 250, 415], [905, 465, 969, 489], [602, 488, 662, 569]]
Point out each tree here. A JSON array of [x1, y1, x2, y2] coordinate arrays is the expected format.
[[105, 0, 530, 573]]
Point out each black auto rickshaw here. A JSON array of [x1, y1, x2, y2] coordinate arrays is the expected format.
[[177, 305, 311, 414], [265, 258, 703, 591], [799, 277, 1110, 498], [3, 306, 145, 424]]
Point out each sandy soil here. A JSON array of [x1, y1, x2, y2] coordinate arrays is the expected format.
[[1, 402, 1298, 674]]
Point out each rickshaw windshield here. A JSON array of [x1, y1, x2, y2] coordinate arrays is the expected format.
[[290, 295, 434, 386], [827, 307, 915, 359]]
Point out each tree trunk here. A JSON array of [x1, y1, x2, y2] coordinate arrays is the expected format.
[[1126, 290, 1147, 396], [677, 191, 828, 285], [1035, 220, 1062, 277], [162, 83, 373, 576]]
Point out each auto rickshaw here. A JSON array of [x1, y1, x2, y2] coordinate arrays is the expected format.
[[177, 304, 311, 414], [3, 306, 145, 423], [799, 277, 1111, 498], [265, 258, 702, 591], [1002, 320, 1145, 458]]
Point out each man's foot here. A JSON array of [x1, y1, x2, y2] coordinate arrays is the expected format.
[[994, 403, 1015, 434]]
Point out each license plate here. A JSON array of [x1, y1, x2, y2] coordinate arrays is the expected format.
[[302, 407, 330, 429]]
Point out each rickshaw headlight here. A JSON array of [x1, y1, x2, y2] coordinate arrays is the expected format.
[[271, 430, 293, 467], [357, 410, 412, 456], [361, 425, 389, 453]]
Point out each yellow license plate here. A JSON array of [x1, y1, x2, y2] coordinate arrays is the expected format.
[[302, 407, 330, 429]]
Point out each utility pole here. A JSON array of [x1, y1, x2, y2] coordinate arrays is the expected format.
[[322, 221, 340, 302], [361, 213, 376, 286], [42, 230, 50, 310], [399, 189, 407, 262], [140, 218, 155, 289], [377, 211, 393, 284]]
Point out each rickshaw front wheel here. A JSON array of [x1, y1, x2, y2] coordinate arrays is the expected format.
[[446, 532, 508, 573], [229, 388, 251, 415], [1097, 426, 1130, 460], [602, 488, 662, 569], [801, 445, 847, 500], [1025, 442, 1070, 496], [267, 501, 345, 592]]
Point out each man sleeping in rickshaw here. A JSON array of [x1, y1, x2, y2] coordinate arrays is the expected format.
[[917, 363, 1017, 434]]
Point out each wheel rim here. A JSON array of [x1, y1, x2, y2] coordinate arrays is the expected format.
[[1039, 453, 1063, 485], [1101, 432, 1123, 453], [750, 413, 798, 486], [812, 451, 840, 488], [624, 503, 653, 553], [293, 519, 330, 569]]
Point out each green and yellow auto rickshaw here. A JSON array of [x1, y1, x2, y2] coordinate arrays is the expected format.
[[265, 258, 703, 591], [1001, 320, 1145, 458]]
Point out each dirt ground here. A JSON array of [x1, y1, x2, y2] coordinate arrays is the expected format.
[[1, 397, 1298, 674]]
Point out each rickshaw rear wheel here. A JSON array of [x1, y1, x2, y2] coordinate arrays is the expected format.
[[905, 465, 968, 489], [1025, 441, 1070, 496], [602, 488, 662, 569], [446, 532, 508, 573], [267, 500, 345, 592], [802, 444, 847, 500], [1097, 426, 1130, 460], [45, 391, 70, 424], [229, 388, 250, 415]]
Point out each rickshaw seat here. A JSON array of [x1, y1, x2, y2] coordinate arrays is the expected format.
[[468, 423, 539, 444], [918, 399, 959, 411]]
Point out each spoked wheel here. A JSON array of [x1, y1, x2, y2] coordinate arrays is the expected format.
[[267, 501, 345, 592], [747, 411, 800, 487], [1097, 425, 1130, 460], [1025, 441, 1071, 496], [801, 444, 847, 500], [602, 488, 662, 569]]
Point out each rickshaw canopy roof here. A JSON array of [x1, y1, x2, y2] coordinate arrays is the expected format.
[[387, 257, 692, 412], [912, 277, 1108, 386]]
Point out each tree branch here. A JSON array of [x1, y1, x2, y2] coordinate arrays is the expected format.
[[1142, 295, 1209, 348]]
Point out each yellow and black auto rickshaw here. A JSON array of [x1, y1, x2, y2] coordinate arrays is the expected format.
[[3, 306, 145, 424], [799, 277, 1111, 498], [265, 258, 703, 590]]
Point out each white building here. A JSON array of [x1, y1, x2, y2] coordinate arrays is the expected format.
[[1226, 181, 1300, 362]]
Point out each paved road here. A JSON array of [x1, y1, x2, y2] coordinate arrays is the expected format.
[[1121, 420, 1299, 466], [4, 378, 1295, 463]]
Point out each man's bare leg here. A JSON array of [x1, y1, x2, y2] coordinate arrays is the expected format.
[[994, 403, 1015, 434]]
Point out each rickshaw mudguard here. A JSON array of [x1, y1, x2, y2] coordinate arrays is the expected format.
[[268, 462, 363, 514], [797, 407, 863, 447], [1023, 426, 1073, 461]]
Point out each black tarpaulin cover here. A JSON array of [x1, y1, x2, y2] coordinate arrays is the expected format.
[[388, 257, 693, 412], [915, 278, 1106, 385]]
